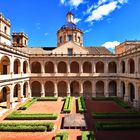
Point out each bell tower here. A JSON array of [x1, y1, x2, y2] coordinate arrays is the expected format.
[[66, 11, 74, 23], [0, 13, 11, 45]]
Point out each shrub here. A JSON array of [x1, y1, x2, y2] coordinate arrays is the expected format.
[[19, 98, 37, 110], [0, 122, 54, 132], [77, 96, 87, 113], [5, 111, 58, 120], [55, 131, 69, 140], [96, 122, 140, 130], [92, 112, 140, 119], [82, 131, 95, 140], [37, 97, 58, 101], [63, 97, 72, 113]]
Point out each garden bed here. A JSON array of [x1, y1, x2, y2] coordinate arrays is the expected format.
[[55, 131, 69, 140], [63, 97, 72, 113], [82, 131, 95, 140], [77, 97, 87, 113]]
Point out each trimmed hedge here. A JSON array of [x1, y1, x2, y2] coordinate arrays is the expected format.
[[82, 131, 95, 140], [0, 122, 54, 132], [92, 97, 130, 109], [19, 98, 37, 110], [96, 122, 140, 130], [63, 97, 72, 113], [77, 97, 87, 113], [37, 97, 58, 101], [92, 112, 140, 119], [5, 111, 58, 120], [55, 131, 69, 140]]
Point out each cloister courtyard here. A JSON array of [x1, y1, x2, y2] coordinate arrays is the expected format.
[[0, 96, 140, 140]]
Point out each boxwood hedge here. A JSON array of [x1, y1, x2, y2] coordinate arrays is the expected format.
[[77, 96, 87, 113], [82, 131, 95, 140], [55, 131, 69, 140], [63, 97, 72, 113]]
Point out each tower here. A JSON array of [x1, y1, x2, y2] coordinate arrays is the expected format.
[[57, 11, 83, 47], [12, 32, 28, 48], [0, 13, 11, 45]]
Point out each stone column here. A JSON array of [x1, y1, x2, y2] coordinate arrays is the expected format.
[[20, 59, 24, 76], [80, 62, 83, 73], [41, 61, 45, 74], [134, 57, 138, 74], [67, 82, 70, 96], [54, 62, 58, 73], [124, 81, 129, 102], [92, 62, 96, 73], [104, 62, 108, 73], [92, 81, 96, 97], [117, 80, 122, 97], [79, 81, 83, 96], [125, 59, 128, 74], [8, 84, 14, 109], [104, 80, 109, 97], [41, 81, 45, 97], [28, 81, 31, 98], [10, 57, 14, 78], [54, 82, 58, 97], [20, 82, 24, 101], [117, 61, 121, 74], [67, 62, 70, 73]]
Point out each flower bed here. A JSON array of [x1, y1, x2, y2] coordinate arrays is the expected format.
[[82, 131, 95, 140], [92, 112, 140, 119], [0, 122, 54, 132], [5, 111, 58, 120], [77, 96, 87, 113], [55, 131, 68, 140], [63, 97, 72, 113], [96, 121, 140, 130]]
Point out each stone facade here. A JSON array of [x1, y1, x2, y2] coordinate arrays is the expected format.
[[0, 12, 140, 109]]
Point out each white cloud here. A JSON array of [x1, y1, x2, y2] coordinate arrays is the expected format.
[[86, 1, 118, 22], [69, 0, 83, 7], [85, 5, 94, 15], [102, 41, 120, 49], [35, 23, 41, 30], [44, 32, 48, 36], [118, 0, 128, 4], [84, 28, 92, 33], [60, 0, 65, 4], [73, 18, 81, 24]]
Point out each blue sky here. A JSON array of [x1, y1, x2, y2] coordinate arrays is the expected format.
[[0, 0, 140, 50]]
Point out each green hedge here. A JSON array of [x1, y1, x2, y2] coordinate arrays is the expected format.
[[96, 122, 140, 130], [92, 112, 140, 119], [77, 97, 87, 113], [82, 131, 95, 140], [0, 122, 54, 132], [92, 97, 130, 109], [55, 131, 69, 140], [37, 97, 58, 101], [63, 97, 72, 113], [19, 98, 37, 110], [5, 111, 58, 120]]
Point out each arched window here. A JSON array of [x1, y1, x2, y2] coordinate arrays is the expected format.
[[4, 26, 7, 34], [68, 35, 72, 41], [60, 36, 63, 43]]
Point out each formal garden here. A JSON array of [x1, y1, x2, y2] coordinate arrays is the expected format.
[[0, 96, 140, 140]]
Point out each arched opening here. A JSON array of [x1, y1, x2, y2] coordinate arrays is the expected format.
[[23, 82, 28, 98], [138, 58, 140, 74], [14, 59, 21, 74], [83, 62, 92, 73], [109, 81, 117, 96], [4, 26, 7, 34], [0, 56, 10, 74], [14, 84, 21, 102], [96, 61, 104, 73], [58, 61, 67, 73], [128, 83, 135, 102], [120, 81, 125, 98], [23, 61, 28, 73], [58, 81, 67, 97], [0, 86, 11, 109], [96, 81, 104, 96], [108, 61, 117, 73], [70, 81, 80, 96], [45, 81, 54, 96], [128, 59, 135, 73], [45, 61, 54, 73], [83, 81, 92, 97], [31, 61, 41, 73], [31, 81, 41, 97], [121, 61, 125, 73], [70, 61, 79, 73]]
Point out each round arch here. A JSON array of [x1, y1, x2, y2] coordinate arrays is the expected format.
[[0, 56, 10, 75], [45, 61, 54, 73], [45, 81, 54, 96], [70, 61, 79, 73], [57, 81, 67, 97], [83, 81, 92, 97], [108, 61, 117, 73], [121, 61, 125, 73], [58, 61, 67, 73], [31, 81, 41, 97], [23, 82, 29, 98], [83, 62, 92, 73], [70, 81, 80, 96], [108, 80, 117, 96], [14, 59, 21, 74], [128, 59, 135, 73], [96, 81, 104, 96], [128, 83, 135, 102], [23, 61, 28, 74], [14, 83, 21, 102], [31, 61, 41, 73], [120, 81, 125, 98], [96, 61, 104, 73]]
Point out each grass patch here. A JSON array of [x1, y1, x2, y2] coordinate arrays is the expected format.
[[82, 131, 95, 140], [37, 97, 58, 101], [92, 112, 140, 119], [77, 96, 87, 113], [96, 121, 140, 130], [0, 122, 54, 132], [5, 111, 58, 120], [55, 131, 68, 140], [63, 97, 72, 113]]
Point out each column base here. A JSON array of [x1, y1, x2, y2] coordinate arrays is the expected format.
[[67, 93, 70, 97], [105, 93, 109, 97], [133, 99, 140, 108], [54, 92, 58, 97], [117, 92, 122, 98], [41, 92, 45, 97], [124, 95, 129, 102], [92, 93, 96, 97]]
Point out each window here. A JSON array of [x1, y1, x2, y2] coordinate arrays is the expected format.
[[25, 40, 26, 45], [17, 38, 20, 44], [60, 36, 63, 43], [78, 37, 80, 43], [68, 48, 73, 56], [68, 35, 72, 41], [4, 26, 7, 34]]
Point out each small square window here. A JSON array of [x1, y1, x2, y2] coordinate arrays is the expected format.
[[68, 35, 72, 41], [68, 48, 73, 56]]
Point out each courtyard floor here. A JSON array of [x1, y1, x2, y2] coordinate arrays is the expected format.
[[0, 97, 140, 140]]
